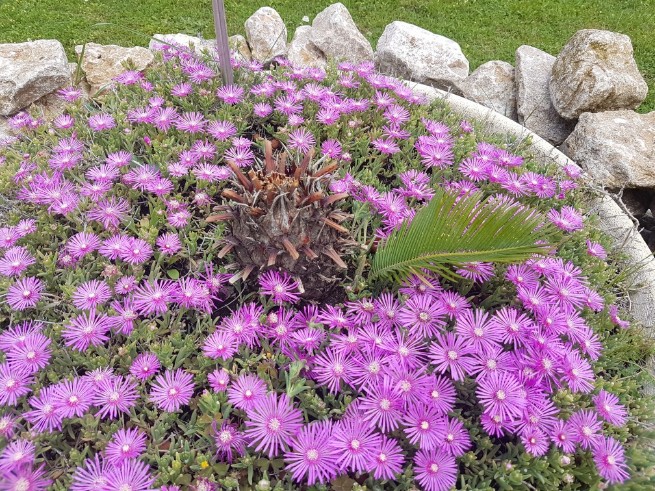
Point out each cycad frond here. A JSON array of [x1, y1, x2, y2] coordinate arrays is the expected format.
[[370, 189, 558, 283]]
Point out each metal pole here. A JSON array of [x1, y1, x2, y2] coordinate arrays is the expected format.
[[211, 0, 234, 85]]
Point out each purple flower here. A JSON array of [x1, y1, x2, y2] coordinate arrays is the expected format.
[[521, 427, 550, 456], [93, 375, 139, 420], [0, 246, 36, 277], [6, 332, 51, 374], [547, 206, 584, 232], [133, 280, 177, 316], [24, 386, 63, 433], [171, 82, 193, 97], [476, 371, 527, 420], [359, 377, 403, 433], [403, 403, 445, 450], [67, 232, 102, 259], [258, 270, 301, 304], [88, 113, 116, 131], [72, 280, 112, 311], [130, 352, 161, 380], [244, 392, 303, 458], [216, 84, 245, 104], [227, 374, 267, 412], [212, 422, 246, 463], [1, 463, 52, 491], [105, 428, 147, 465], [397, 295, 446, 339], [550, 419, 576, 453], [331, 417, 381, 473], [592, 436, 629, 484], [6, 276, 44, 311], [593, 390, 627, 427], [288, 128, 316, 153], [203, 330, 237, 360], [568, 409, 603, 450], [0, 438, 35, 473], [372, 138, 400, 154], [53, 378, 95, 418], [150, 369, 195, 412], [208, 368, 231, 392], [284, 421, 340, 485], [414, 448, 458, 491], [207, 120, 237, 141], [102, 459, 155, 491], [428, 332, 476, 381], [71, 454, 109, 491], [88, 197, 130, 229], [313, 348, 353, 394], [58, 86, 83, 102], [0, 362, 34, 406], [62, 311, 113, 351]]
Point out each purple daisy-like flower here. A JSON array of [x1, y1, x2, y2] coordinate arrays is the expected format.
[[129, 352, 161, 380], [6, 332, 51, 374], [313, 348, 353, 394], [216, 84, 245, 104], [202, 330, 237, 360], [175, 111, 207, 133], [593, 390, 628, 427], [150, 369, 195, 412], [72, 279, 112, 311], [428, 332, 476, 381], [372, 138, 400, 154], [67, 232, 102, 259], [53, 377, 95, 418], [331, 417, 381, 473], [586, 240, 607, 259], [24, 386, 63, 433], [403, 403, 445, 450], [284, 421, 340, 486], [207, 422, 245, 468], [414, 448, 458, 491], [70, 454, 110, 491], [568, 409, 603, 450], [93, 375, 139, 420], [105, 428, 147, 465], [288, 128, 316, 153], [0, 362, 33, 406], [0, 246, 35, 277], [359, 376, 403, 433], [521, 427, 550, 456], [227, 374, 267, 413], [0, 438, 35, 473], [88, 113, 116, 131], [155, 233, 182, 256], [88, 197, 130, 230], [6, 276, 44, 311], [258, 270, 301, 304], [207, 120, 237, 141], [62, 311, 113, 351], [118, 237, 153, 265], [244, 392, 304, 458], [102, 459, 155, 491], [440, 417, 471, 457], [133, 279, 177, 316], [476, 371, 527, 420], [397, 295, 446, 339], [592, 436, 630, 484], [368, 435, 404, 480], [208, 368, 231, 392], [0, 320, 43, 353], [550, 419, 576, 453], [1, 463, 52, 491]]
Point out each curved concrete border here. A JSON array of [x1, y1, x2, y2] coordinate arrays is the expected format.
[[408, 82, 655, 330]]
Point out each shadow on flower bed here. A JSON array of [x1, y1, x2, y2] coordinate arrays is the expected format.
[[0, 43, 654, 491]]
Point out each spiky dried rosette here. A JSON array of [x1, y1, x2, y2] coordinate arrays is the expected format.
[[207, 139, 358, 298]]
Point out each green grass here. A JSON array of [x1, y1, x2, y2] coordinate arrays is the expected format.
[[1, 0, 654, 112]]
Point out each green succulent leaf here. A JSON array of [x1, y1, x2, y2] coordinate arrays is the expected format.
[[370, 188, 559, 283]]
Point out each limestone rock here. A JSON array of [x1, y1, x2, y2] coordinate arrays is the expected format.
[[310, 3, 373, 63], [0, 40, 70, 116], [550, 29, 648, 120], [75, 43, 154, 94], [560, 110, 655, 188], [287, 26, 327, 68], [375, 21, 468, 93], [460, 61, 517, 120], [150, 34, 216, 56], [515, 45, 575, 145], [0, 117, 10, 141], [244, 7, 287, 64], [228, 35, 252, 62]]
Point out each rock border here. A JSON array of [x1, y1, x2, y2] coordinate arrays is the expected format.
[[408, 82, 655, 331]]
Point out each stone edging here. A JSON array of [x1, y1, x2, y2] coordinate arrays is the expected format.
[[409, 82, 655, 331]]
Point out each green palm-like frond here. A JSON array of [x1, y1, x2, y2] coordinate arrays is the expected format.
[[370, 189, 559, 283]]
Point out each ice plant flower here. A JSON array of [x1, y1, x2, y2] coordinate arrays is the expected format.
[[244, 392, 303, 458], [105, 428, 147, 465], [284, 421, 340, 485], [414, 448, 458, 491], [258, 270, 301, 304], [129, 352, 161, 380], [150, 369, 195, 412], [6, 276, 44, 310]]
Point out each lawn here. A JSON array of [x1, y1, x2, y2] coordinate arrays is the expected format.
[[1, 0, 654, 112]]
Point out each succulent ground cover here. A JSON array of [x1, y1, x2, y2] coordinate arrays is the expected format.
[[0, 43, 654, 491]]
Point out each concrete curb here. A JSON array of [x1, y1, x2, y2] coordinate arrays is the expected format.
[[409, 82, 655, 330]]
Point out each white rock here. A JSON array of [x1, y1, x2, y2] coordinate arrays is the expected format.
[[310, 3, 373, 63], [287, 26, 327, 68], [515, 45, 575, 145], [561, 110, 655, 188], [228, 35, 252, 62], [75, 43, 154, 94], [149, 33, 216, 56], [550, 29, 648, 120], [0, 40, 70, 116], [375, 21, 468, 93], [460, 61, 517, 119], [244, 7, 288, 64]]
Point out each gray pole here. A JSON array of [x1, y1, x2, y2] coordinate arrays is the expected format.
[[211, 0, 234, 85]]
